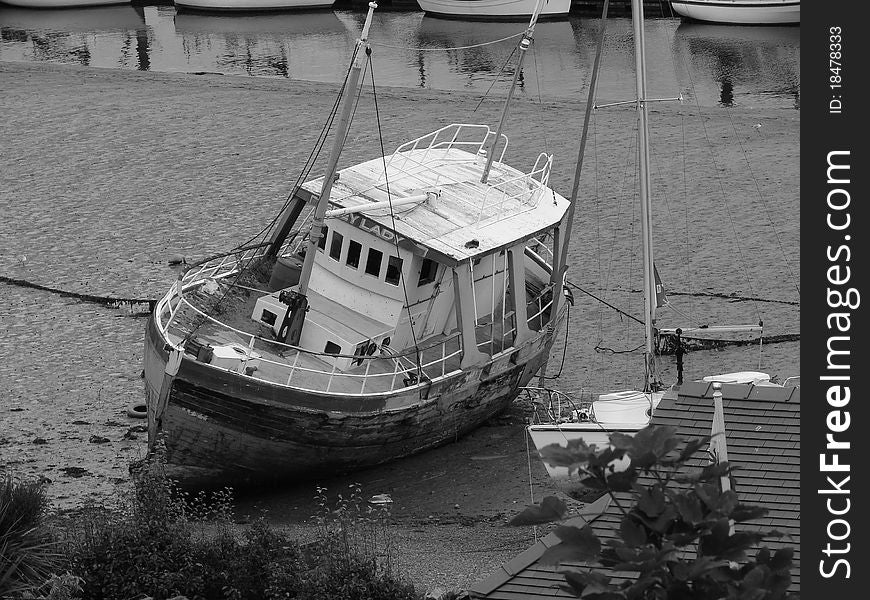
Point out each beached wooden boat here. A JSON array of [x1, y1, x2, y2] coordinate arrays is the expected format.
[[0, 0, 129, 7], [172, 0, 335, 12], [415, 0, 570, 21], [670, 0, 799, 25], [144, 2, 573, 486]]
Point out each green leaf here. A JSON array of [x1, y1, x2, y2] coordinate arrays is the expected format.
[[673, 494, 704, 525], [638, 487, 666, 518], [670, 437, 711, 465], [730, 504, 768, 523], [609, 432, 636, 450], [647, 505, 678, 535], [741, 565, 768, 590], [714, 490, 739, 516], [541, 525, 601, 563], [770, 548, 794, 571], [604, 470, 636, 492], [620, 515, 647, 548], [509, 495, 567, 526], [699, 518, 731, 556]]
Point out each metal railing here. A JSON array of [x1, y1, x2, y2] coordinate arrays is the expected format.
[[154, 275, 468, 396]]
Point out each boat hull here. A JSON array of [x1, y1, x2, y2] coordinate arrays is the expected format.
[[670, 0, 799, 25], [0, 0, 129, 7], [143, 310, 558, 486], [173, 0, 335, 12], [415, 0, 570, 21], [528, 422, 647, 479]]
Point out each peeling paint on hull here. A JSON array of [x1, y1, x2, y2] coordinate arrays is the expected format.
[[143, 313, 558, 485]]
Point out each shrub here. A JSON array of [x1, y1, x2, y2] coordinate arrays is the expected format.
[[511, 425, 797, 600], [302, 484, 419, 600], [65, 458, 420, 600], [0, 474, 61, 598]]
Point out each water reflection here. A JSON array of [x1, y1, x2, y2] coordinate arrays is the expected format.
[[0, 6, 800, 109], [0, 5, 146, 69], [413, 16, 580, 92], [672, 23, 800, 108], [172, 10, 350, 79]]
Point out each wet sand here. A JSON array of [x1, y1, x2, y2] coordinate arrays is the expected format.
[[0, 60, 799, 592]]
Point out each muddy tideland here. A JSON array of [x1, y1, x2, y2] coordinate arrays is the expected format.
[[1, 61, 799, 592]]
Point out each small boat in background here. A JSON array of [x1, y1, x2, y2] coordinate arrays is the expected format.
[[173, 0, 335, 13], [669, 0, 799, 25], [416, 0, 570, 22], [0, 0, 130, 8], [526, 387, 660, 479]]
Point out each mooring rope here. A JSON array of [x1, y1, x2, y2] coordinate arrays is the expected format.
[[370, 31, 524, 52], [0, 275, 155, 313]]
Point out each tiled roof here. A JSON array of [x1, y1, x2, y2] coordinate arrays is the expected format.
[[468, 381, 801, 599]]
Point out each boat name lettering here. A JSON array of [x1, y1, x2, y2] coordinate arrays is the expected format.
[[341, 213, 405, 245]]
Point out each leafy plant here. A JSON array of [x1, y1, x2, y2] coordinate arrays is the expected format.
[[511, 425, 796, 600], [0, 474, 62, 598], [307, 484, 419, 600]]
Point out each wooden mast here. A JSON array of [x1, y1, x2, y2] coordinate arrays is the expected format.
[[631, 0, 659, 392], [480, 0, 546, 184], [279, 1, 379, 347]]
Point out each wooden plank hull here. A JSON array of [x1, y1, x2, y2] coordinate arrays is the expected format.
[[143, 312, 556, 486]]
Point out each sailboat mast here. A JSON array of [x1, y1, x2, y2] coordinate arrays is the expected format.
[[631, 0, 659, 391], [480, 0, 545, 184], [283, 1, 378, 346]]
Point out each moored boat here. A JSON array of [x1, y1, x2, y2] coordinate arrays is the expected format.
[[173, 0, 335, 13], [415, 0, 570, 22], [144, 2, 574, 486], [527, 0, 797, 479], [0, 0, 129, 8], [669, 0, 800, 25]]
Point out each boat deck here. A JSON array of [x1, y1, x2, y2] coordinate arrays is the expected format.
[[163, 275, 552, 397]]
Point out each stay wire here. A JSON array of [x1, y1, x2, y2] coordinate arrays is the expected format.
[[234, 44, 361, 252], [368, 49, 424, 380], [182, 45, 363, 343], [370, 31, 524, 52], [473, 44, 519, 114], [723, 109, 800, 296]]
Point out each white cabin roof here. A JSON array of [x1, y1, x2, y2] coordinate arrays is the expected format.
[[300, 146, 570, 266]]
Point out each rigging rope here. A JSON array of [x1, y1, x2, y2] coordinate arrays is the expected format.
[[723, 111, 800, 296], [367, 48, 424, 382], [669, 36, 762, 323], [180, 45, 365, 345], [472, 44, 519, 114], [235, 45, 362, 252], [370, 31, 524, 52]]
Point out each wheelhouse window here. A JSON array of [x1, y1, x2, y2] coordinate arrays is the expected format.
[[365, 248, 383, 277], [329, 231, 344, 261], [324, 341, 342, 355], [385, 256, 403, 286], [317, 226, 328, 251], [417, 258, 438, 286], [346, 240, 362, 269]]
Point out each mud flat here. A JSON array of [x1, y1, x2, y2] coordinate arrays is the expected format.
[[0, 60, 799, 592]]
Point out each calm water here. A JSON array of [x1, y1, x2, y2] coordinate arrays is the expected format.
[[0, 4, 800, 109]]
